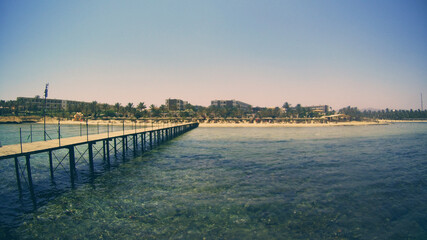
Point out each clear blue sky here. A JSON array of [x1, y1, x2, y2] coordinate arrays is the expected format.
[[1, 0, 426, 110]]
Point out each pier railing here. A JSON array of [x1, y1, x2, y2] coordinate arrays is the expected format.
[[0, 122, 198, 206]]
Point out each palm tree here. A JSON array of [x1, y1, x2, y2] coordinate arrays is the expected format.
[[282, 102, 290, 110], [150, 104, 160, 117], [101, 103, 109, 111], [114, 103, 121, 112], [137, 102, 146, 111], [295, 104, 303, 118], [159, 104, 167, 112], [282, 102, 291, 117], [90, 101, 98, 117], [126, 102, 134, 111], [125, 103, 135, 117]]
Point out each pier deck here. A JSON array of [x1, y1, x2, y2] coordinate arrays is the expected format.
[[0, 122, 199, 203], [0, 124, 181, 160]]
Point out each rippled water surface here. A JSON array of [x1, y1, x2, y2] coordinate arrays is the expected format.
[[1, 123, 427, 239]]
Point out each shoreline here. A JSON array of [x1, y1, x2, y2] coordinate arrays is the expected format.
[[198, 121, 389, 128], [40, 119, 391, 127], [1, 117, 426, 127]]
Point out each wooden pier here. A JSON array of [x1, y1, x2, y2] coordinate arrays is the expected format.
[[0, 122, 198, 201]]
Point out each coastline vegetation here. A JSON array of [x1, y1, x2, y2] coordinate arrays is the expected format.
[[1, 99, 426, 122]]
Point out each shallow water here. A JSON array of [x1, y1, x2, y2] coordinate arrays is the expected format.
[[1, 123, 427, 239]]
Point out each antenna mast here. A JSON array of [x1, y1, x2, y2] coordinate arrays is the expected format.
[[44, 83, 49, 141], [422, 93, 424, 111]]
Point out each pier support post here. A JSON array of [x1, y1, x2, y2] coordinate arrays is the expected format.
[[161, 129, 166, 143], [106, 139, 110, 167], [103, 140, 106, 162], [69, 146, 75, 187], [88, 142, 94, 175], [141, 133, 145, 154], [49, 150, 54, 180], [114, 138, 117, 158], [26, 154, 35, 199], [14, 157, 22, 193], [122, 136, 126, 160], [133, 134, 137, 157], [150, 132, 153, 150], [125, 136, 128, 151]]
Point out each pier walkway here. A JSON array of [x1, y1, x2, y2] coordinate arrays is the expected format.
[[0, 123, 197, 160], [0, 122, 199, 202]]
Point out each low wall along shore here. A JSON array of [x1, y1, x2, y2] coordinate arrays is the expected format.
[[0, 116, 41, 124]]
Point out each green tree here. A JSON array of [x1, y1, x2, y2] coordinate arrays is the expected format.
[[137, 102, 146, 112], [114, 103, 121, 112], [90, 101, 98, 118], [295, 104, 303, 118], [339, 106, 362, 120], [150, 104, 160, 117], [125, 103, 135, 117], [282, 102, 290, 111]]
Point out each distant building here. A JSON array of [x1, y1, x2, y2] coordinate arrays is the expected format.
[[165, 98, 188, 111], [16, 97, 98, 112], [305, 105, 329, 114], [210, 100, 251, 110]]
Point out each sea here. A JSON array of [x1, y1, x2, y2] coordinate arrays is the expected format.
[[0, 122, 426, 239]]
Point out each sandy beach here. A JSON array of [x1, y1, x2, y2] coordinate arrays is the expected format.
[[198, 121, 389, 128], [0, 116, 421, 127], [37, 118, 173, 128], [33, 118, 394, 127]]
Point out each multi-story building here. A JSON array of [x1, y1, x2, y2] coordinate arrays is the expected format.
[[305, 105, 329, 114], [16, 97, 91, 111], [210, 100, 252, 110], [165, 98, 188, 111]]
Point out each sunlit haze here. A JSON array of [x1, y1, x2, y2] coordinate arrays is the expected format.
[[1, 0, 426, 110]]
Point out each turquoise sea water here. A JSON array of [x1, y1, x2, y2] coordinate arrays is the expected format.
[[1, 123, 427, 239]]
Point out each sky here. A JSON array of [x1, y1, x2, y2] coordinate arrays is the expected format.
[[1, 0, 426, 110]]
